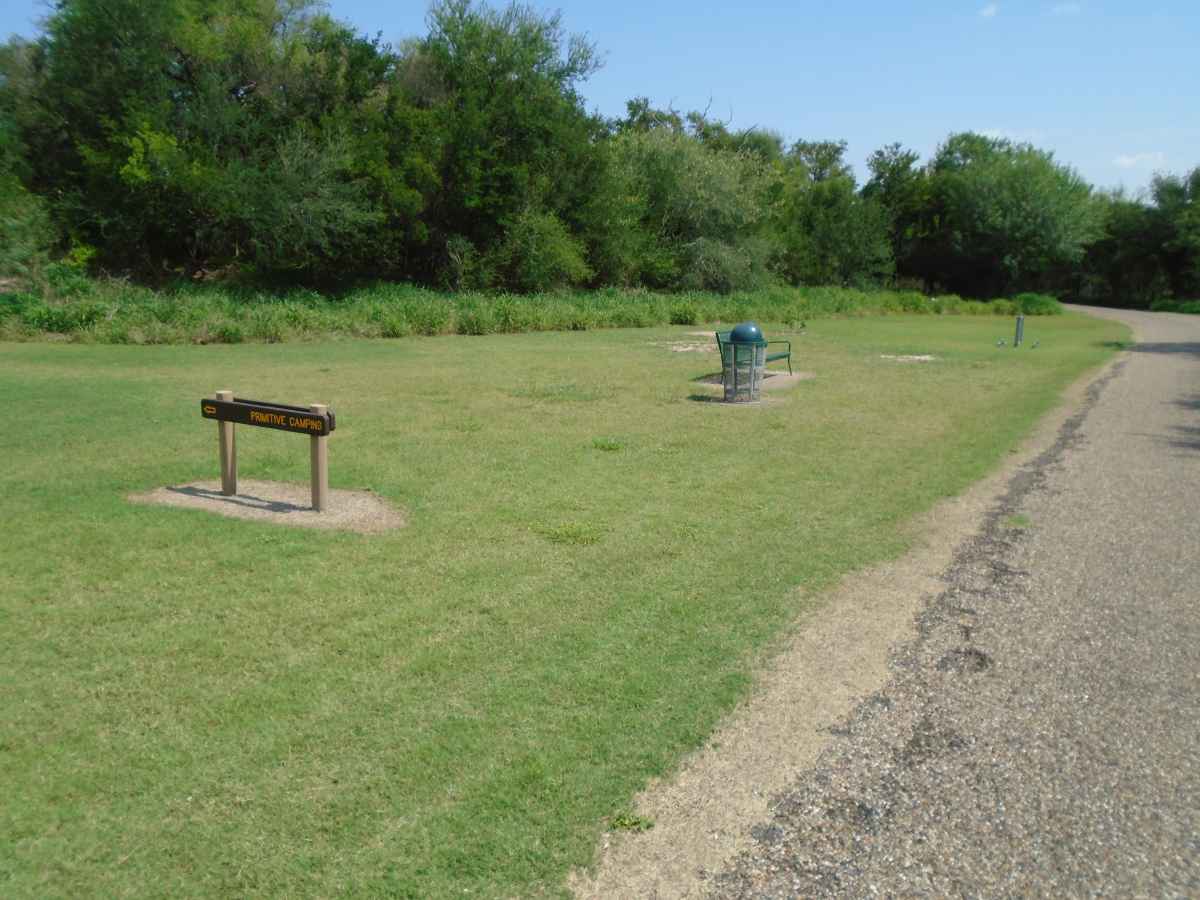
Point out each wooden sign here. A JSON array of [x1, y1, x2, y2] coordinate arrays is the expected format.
[[202, 391, 334, 511], [200, 397, 335, 436]]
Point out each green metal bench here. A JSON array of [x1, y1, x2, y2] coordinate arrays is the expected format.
[[714, 330, 792, 374]]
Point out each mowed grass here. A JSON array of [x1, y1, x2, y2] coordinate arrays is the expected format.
[[0, 313, 1126, 897]]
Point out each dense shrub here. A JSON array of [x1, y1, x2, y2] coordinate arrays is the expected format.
[[0, 109, 51, 280], [0, 290, 36, 317], [20, 299, 107, 332], [774, 167, 894, 288], [1013, 293, 1064, 316], [678, 238, 772, 294], [0, 178, 51, 280], [487, 210, 593, 293], [606, 129, 773, 292], [668, 299, 699, 326]]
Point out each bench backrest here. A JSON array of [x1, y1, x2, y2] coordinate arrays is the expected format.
[[714, 331, 732, 364]]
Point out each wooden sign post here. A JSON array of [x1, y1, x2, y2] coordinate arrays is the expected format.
[[201, 392, 337, 511], [216, 389, 237, 496], [309, 403, 329, 512]]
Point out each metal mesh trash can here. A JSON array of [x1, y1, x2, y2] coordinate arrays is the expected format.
[[723, 321, 767, 402]]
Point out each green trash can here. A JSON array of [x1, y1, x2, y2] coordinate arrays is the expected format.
[[723, 321, 767, 402]]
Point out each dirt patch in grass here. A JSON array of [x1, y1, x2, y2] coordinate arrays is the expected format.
[[130, 479, 406, 533], [693, 371, 815, 392], [650, 340, 715, 353]]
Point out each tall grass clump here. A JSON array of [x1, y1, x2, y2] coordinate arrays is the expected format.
[[0, 278, 1069, 344]]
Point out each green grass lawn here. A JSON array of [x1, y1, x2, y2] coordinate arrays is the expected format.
[[1, 313, 1126, 898]]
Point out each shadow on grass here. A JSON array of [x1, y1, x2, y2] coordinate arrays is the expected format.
[[688, 371, 725, 404], [167, 485, 310, 514]]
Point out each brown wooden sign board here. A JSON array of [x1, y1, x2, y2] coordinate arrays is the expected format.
[[201, 397, 336, 436]]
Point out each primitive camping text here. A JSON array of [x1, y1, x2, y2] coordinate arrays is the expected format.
[[200, 397, 336, 436]]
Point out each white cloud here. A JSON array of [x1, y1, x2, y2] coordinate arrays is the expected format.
[[979, 4, 999, 17], [1051, 2, 1083, 14], [1113, 151, 1166, 169], [981, 128, 1047, 143]]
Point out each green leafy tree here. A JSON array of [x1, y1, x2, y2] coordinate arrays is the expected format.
[[571, 137, 648, 287], [684, 110, 785, 165], [921, 132, 1099, 296], [775, 174, 893, 287], [0, 116, 52, 280], [20, 0, 189, 262], [0, 37, 52, 279], [605, 128, 773, 291], [788, 139, 854, 183], [1074, 192, 1169, 307], [773, 139, 893, 286], [863, 142, 928, 278], [20, 0, 429, 277], [16, 1, 1190, 302], [418, 0, 604, 286], [615, 96, 684, 134], [1150, 167, 1200, 299]]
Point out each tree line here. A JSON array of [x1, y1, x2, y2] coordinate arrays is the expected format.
[[1, 0, 1197, 305]]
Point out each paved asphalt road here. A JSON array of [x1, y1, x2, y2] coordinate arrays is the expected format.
[[708, 307, 1200, 898]]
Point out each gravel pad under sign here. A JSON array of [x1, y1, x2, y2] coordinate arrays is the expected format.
[[130, 480, 406, 533]]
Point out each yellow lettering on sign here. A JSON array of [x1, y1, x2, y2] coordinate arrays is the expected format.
[[203, 404, 217, 414], [287, 415, 323, 433]]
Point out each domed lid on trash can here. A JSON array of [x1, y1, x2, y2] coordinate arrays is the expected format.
[[729, 321, 767, 345]]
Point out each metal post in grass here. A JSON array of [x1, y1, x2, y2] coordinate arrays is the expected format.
[[1015, 315, 1025, 347], [310, 403, 329, 512], [216, 389, 237, 495]]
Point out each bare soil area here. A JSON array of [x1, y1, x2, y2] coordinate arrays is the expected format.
[[692, 371, 814, 393], [129, 479, 406, 533]]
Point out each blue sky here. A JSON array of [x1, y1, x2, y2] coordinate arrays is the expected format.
[[4, 1, 1196, 192]]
